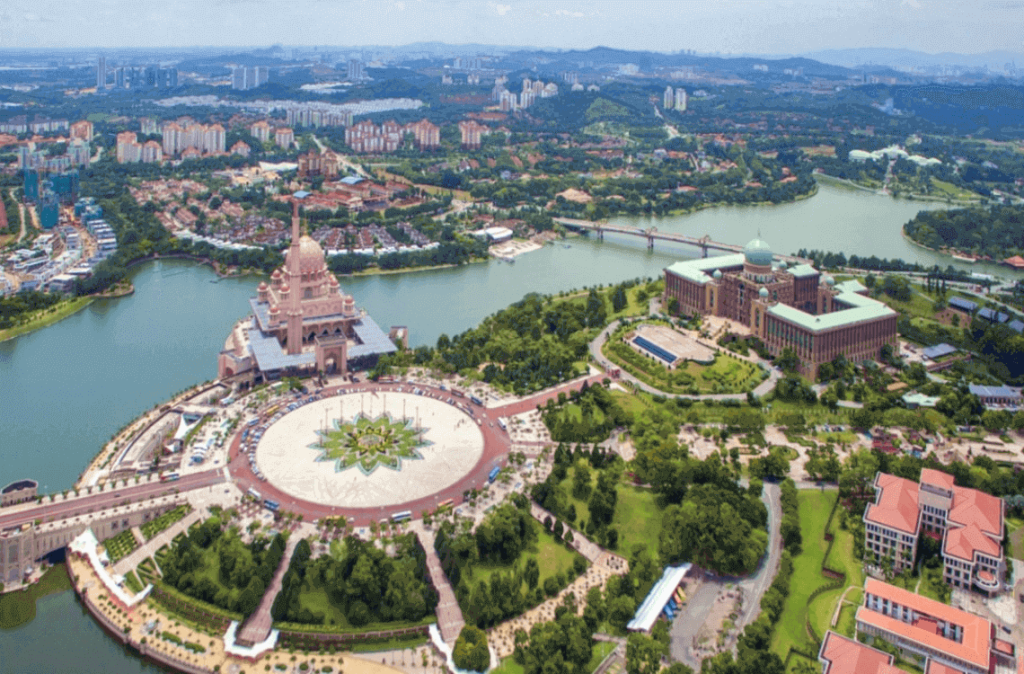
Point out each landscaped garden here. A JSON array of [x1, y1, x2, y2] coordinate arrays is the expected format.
[[103, 529, 139, 563], [311, 413, 429, 474], [434, 496, 588, 629], [141, 504, 192, 541], [158, 516, 286, 617], [603, 322, 765, 394]]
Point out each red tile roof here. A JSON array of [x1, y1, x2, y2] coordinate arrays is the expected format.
[[994, 639, 1015, 656], [861, 579, 991, 670], [920, 468, 955, 491], [866, 474, 920, 534], [943, 522, 1001, 561], [820, 631, 899, 674], [949, 487, 1003, 538], [924, 662, 962, 674]]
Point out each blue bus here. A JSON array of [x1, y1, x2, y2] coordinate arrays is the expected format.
[[470, 395, 483, 406], [488, 466, 500, 483], [263, 499, 280, 512], [161, 472, 180, 482], [391, 510, 412, 523]]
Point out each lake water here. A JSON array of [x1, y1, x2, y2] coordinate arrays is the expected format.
[[0, 183, 1009, 666]]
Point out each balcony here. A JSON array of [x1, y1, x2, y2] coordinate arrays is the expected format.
[[972, 569, 1000, 593]]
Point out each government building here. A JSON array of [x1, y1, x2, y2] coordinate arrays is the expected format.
[[218, 192, 396, 381], [663, 238, 897, 378]]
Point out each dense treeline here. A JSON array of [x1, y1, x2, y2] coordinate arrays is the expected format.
[[0, 291, 63, 329], [160, 518, 285, 617], [904, 205, 1024, 259], [272, 534, 437, 627], [434, 496, 586, 628]]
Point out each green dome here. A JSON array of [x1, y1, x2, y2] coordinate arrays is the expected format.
[[744, 238, 773, 266], [758, 286, 769, 299]]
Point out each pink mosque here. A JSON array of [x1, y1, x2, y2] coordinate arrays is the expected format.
[[218, 192, 396, 381]]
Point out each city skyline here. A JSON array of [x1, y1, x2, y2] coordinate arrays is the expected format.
[[1, 0, 1022, 56]]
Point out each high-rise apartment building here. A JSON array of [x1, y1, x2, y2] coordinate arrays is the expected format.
[[96, 56, 106, 89], [347, 59, 365, 82], [70, 120, 94, 142], [675, 88, 687, 111], [250, 120, 272, 144], [664, 86, 674, 109], [231, 66, 269, 90]]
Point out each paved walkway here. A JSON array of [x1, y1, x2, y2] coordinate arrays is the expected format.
[[589, 320, 781, 401], [411, 523, 465, 646], [237, 535, 299, 645], [113, 510, 202, 577]]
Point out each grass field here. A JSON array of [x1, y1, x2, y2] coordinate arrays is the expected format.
[[770, 489, 838, 658], [1007, 517, 1024, 560], [806, 504, 866, 643], [556, 465, 663, 556], [470, 520, 582, 590], [0, 564, 72, 629], [930, 178, 979, 201], [603, 335, 762, 394]]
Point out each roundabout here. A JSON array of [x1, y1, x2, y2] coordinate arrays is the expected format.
[[228, 382, 511, 523]]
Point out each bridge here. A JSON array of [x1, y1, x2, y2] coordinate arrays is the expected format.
[[0, 469, 224, 584], [554, 218, 811, 264]]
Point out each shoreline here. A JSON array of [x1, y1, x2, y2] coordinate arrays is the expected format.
[[0, 296, 95, 344]]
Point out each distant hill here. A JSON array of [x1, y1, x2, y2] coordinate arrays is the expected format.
[[802, 48, 1024, 72]]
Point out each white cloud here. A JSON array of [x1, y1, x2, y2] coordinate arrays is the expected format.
[[493, 3, 511, 15], [902, 0, 922, 7], [555, 9, 585, 17]]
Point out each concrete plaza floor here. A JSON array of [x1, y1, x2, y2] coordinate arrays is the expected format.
[[255, 392, 485, 509]]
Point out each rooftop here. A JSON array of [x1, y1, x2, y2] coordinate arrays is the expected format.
[[920, 468, 955, 491], [948, 486, 1003, 538], [943, 522, 1001, 562], [768, 289, 895, 333], [921, 343, 958, 360], [1, 479, 37, 494], [860, 578, 992, 669], [819, 631, 899, 674], [968, 384, 1021, 401], [865, 473, 920, 534], [665, 253, 746, 285]]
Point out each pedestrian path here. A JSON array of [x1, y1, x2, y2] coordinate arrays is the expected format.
[[237, 535, 299, 646], [410, 523, 465, 646]]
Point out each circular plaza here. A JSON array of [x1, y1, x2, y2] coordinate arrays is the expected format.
[[252, 389, 486, 509]]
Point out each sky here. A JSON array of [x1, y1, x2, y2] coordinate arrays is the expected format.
[[0, 0, 1022, 55]]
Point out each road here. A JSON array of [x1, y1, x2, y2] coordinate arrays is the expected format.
[[0, 469, 226, 530], [668, 481, 782, 668]]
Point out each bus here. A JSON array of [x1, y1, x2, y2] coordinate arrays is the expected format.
[[247, 488, 262, 501], [391, 510, 412, 523], [488, 466, 500, 483], [263, 499, 280, 511], [498, 418, 507, 431], [470, 395, 483, 406], [451, 389, 465, 398], [161, 472, 180, 482], [437, 498, 454, 510]]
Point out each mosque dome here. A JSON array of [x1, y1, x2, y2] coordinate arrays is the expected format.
[[743, 238, 773, 267], [298, 235, 326, 274], [759, 287, 769, 299], [712, 269, 722, 280], [269, 304, 279, 314], [258, 281, 268, 291]]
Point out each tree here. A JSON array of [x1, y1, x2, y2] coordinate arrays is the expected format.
[[612, 285, 628, 313], [525, 557, 541, 590], [626, 633, 665, 674], [453, 625, 490, 672]]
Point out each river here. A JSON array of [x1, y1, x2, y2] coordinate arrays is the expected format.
[[0, 183, 1013, 667]]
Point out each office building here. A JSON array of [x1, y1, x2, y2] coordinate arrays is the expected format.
[[96, 56, 105, 89], [231, 66, 269, 90], [864, 470, 1005, 594], [852, 579, 1020, 674], [664, 238, 898, 379]]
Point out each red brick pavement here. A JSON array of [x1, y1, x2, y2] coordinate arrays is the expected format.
[[237, 535, 299, 645]]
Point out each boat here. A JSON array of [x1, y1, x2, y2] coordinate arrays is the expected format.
[[951, 254, 976, 263]]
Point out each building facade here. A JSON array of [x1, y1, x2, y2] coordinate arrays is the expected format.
[[854, 579, 1020, 674], [217, 193, 396, 381], [864, 470, 1005, 594], [663, 239, 897, 378]]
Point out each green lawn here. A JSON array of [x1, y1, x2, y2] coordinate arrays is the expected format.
[[770, 489, 839, 658], [471, 520, 582, 590], [0, 564, 72, 629], [556, 465, 663, 557], [1007, 517, 1024, 561], [291, 585, 437, 632]]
